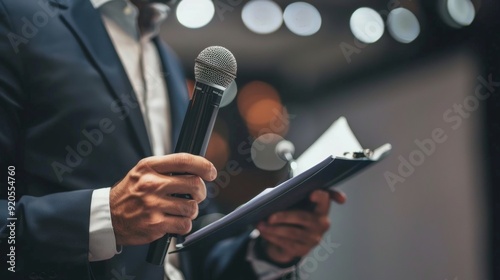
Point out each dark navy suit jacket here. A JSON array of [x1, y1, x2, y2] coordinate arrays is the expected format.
[[0, 0, 258, 279]]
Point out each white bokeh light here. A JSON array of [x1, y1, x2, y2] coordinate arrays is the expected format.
[[242, 0, 283, 34], [251, 133, 287, 171], [176, 0, 215, 29], [283, 2, 322, 36], [350, 7, 385, 44], [220, 81, 238, 108], [387, 8, 420, 43], [447, 0, 475, 26]]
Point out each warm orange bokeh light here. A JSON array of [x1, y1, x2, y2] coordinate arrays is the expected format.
[[186, 79, 195, 99], [237, 81, 281, 117], [237, 81, 289, 137], [205, 131, 230, 170]]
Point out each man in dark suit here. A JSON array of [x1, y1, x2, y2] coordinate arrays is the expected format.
[[0, 0, 344, 279]]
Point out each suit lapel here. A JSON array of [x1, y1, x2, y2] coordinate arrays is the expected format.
[[56, 0, 153, 157], [154, 39, 189, 150]]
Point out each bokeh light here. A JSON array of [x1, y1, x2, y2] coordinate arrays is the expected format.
[[186, 79, 195, 99], [242, 0, 283, 34], [176, 0, 215, 29], [387, 8, 420, 43], [350, 7, 385, 44], [251, 133, 287, 171], [237, 81, 289, 137], [220, 81, 238, 108], [283, 2, 322, 36], [447, 0, 475, 27], [205, 130, 230, 170]]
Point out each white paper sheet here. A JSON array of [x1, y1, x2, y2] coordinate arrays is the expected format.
[[295, 117, 363, 175]]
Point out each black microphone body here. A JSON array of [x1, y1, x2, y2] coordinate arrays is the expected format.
[[146, 83, 224, 265], [174, 82, 224, 156], [147, 46, 236, 266]]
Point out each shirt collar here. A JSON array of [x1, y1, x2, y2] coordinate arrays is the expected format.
[[90, 0, 169, 41], [89, 0, 114, 9]]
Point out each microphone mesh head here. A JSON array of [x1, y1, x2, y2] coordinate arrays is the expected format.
[[195, 46, 237, 88]]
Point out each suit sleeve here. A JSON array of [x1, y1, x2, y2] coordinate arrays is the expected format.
[[203, 231, 298, 280], [203, 230, 258, 280], [0, 2, 93, 278]]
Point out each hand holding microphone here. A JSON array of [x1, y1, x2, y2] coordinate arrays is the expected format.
[[146, 46, 237, 265], [109, 154, 215, 246]]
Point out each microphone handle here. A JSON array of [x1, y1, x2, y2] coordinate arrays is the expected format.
[[146, 82, 224, 265], [174, 82, 223, 156]]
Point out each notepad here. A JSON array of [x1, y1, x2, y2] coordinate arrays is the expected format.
[[173, 117, 391, 253]]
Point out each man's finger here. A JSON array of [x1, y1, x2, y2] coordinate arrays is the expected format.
[[260, 231, 310, 257], [310, 190, 331, 215], [156, 175, 207, 203], [258, 223, 309, 244], [142, 153, 217, 181], [328, 189, 347, 204], [257, 223, 318, 247], [268, 210, 317, 229]]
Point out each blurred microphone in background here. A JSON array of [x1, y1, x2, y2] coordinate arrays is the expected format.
[[275, 139, 297, 179]]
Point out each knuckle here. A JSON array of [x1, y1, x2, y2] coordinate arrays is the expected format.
[[194, 179, 207, 201], [177, 200, 198, 219], [136, 157, 152, 171], [199, 184, 207, 202], [148, 215, 167, 238], [128, 168, 141, 182], [184, 177, 206, 202], [176, 200, 198, 220], [143, 196, 159, 210], [137, 173, 158, 192], [177, 218, 192, 235], [188, 201, 199, 219]]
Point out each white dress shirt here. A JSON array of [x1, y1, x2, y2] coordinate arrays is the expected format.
[[86, 1, 298, 279], [87, 0, 178, 278]]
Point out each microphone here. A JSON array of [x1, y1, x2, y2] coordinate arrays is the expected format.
[[275, 140, 315, 211], [275, 140, 297, 178], [146, 46, 237, 265]]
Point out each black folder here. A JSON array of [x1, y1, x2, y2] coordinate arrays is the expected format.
[[173, 144, 391, 253]]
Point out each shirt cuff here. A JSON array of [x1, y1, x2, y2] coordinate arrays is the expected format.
[[246, 230, 302, 280], [89, 187, 121, 261]]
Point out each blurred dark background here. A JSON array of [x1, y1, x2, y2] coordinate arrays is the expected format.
[[160, 0, 499, 279]]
